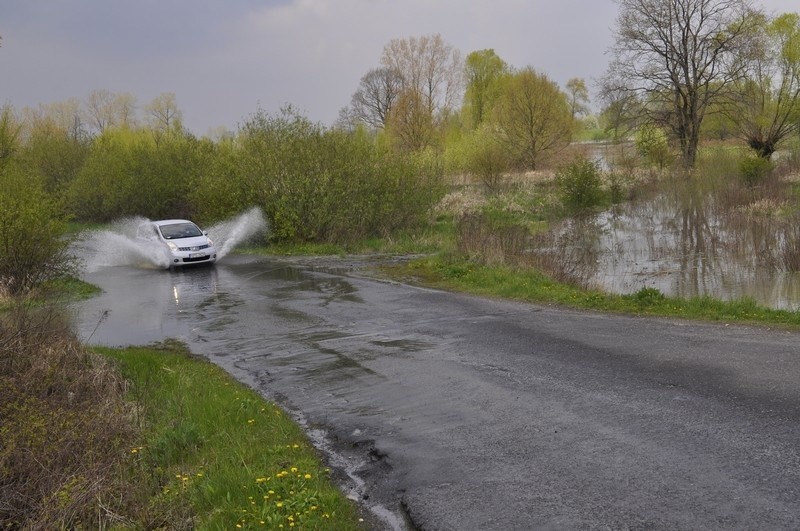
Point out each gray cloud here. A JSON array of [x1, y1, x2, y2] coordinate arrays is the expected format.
[[0, 0, 796, 134]]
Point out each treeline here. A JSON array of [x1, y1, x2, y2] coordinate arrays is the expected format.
[[0, 105, 444, 246]]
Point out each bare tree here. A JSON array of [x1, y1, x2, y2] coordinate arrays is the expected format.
[[380, 33, 463, 120], [606, 0, 761, 167], [145, 92, 182, 135], [350, 67, 403, 129], [84, 90, 137, 133]]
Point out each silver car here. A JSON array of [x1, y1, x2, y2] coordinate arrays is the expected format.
[[137, 219, 217, 268]]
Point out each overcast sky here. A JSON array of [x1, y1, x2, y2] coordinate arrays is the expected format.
[[1, 0, 797, 135]]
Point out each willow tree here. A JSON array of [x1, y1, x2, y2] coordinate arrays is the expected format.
[[492, 68, 574, 171], [729, 12, 800, 159], [606, 0, 761, 167], [463, 49, 509, 128]]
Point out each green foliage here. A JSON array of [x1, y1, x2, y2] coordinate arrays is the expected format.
[[0, 163, 73, 295], [0, 106, 20, 168], [739, 155, 774, 187], [461, 125, 510, 192], [556, 157, 605, 212], [491, 68, 574, 170], [635, 124, 672, 168], [463, 49, 509, 128], [66, 128, 206, 222], [196, 107, 445, 244], [18, 117, 90, 195], [630, 286, 666, 306]]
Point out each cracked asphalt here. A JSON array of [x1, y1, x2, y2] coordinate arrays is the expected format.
[[73, 255, 800, 530]]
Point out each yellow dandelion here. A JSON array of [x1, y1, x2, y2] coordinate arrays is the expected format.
[[290, 467, 298, 473], [256, 477, 267, 483], [276, 501, 284, 508], [304, 473, 312, 479]]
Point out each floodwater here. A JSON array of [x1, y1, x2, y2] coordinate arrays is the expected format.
[[556, 195, 800, 310]]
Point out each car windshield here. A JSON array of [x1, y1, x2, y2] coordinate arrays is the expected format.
[[159, 222, 203, 240]]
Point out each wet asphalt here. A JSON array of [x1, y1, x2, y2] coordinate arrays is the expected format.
[[72, 255, 800, 530]]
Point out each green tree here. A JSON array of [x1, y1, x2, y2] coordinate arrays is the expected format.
[[385, 88, 438, 152], [606, 0, 761, 167], [18, 105, 90, 194], [728, 12, 800, 159], [0, 163, 72, 295], [492, 68, 574, 170], [463, 49, 508, 128], [566, 78, 590, 119], [0, 106, 20, 168], [66, 127, 203, 222]]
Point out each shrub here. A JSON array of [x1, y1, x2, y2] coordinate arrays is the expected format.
[[556, 157, 605, 212], [0, 163, 74, 295], [739, 155, 774, 187], [204, 107, 446, 244]]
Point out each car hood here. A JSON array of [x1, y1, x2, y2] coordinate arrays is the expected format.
[[171, 235, 211, 248]]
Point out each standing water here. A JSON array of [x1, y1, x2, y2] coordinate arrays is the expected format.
[[561, 196, 800, 311], [74, 207, 268, 272]]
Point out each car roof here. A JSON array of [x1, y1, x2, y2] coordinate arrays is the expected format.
[[151, 219, 195, 227]]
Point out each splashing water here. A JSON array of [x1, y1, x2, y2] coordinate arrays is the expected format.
[[74, 208, 269, 272], [206, 207, 268, 259]]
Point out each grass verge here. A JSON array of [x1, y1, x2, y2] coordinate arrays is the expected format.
[[101, 340, 365, 530], [382, 254, 800, 329]]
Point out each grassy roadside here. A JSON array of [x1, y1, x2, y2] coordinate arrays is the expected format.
[[0, 318, 366, 529], [101, 340, 366, 530], [378, 254, 800, 329]]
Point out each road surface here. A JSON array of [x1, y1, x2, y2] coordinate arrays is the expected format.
[[72, 255, 800, 530]]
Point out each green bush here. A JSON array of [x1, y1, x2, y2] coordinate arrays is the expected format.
[[556, 157, 605, 212], [739, 155, 774, 187], [66, 129, 206, 222], [0, 163, 73, 295], [193, 107, 445, 244]]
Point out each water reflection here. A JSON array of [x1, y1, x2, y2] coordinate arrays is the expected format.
[[583, 194, 800, 310]]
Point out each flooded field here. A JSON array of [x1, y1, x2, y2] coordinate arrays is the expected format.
[[558, 194, 800, 310]]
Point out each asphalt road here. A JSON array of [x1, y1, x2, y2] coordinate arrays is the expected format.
[[72, 255, 800, 530]]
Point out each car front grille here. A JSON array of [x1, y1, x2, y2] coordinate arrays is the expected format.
[[182, 255, 212, 263], [178, 244, 210, 252]]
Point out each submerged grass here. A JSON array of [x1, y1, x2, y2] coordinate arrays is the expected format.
[[101, 340, 365, 530]]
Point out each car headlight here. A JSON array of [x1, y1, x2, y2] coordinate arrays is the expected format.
[[207, 238, 214, 246], [167, 241, 178, 251]]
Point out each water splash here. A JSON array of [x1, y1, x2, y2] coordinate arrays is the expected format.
[[74, 209, 269, 272], [207, 207, 268, 259]]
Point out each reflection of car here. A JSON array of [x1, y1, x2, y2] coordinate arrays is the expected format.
[[137, 219, 217, 268]]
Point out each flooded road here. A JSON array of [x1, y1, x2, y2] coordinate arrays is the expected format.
[[71, 255, 800, 530]]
